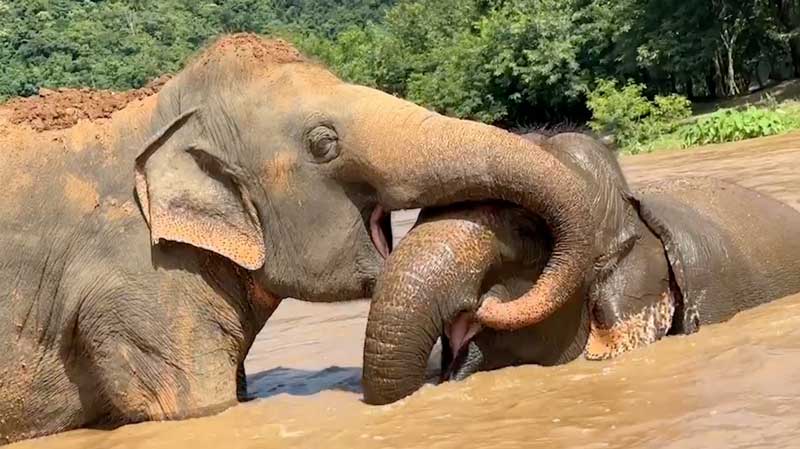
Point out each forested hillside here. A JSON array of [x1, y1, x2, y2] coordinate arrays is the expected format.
[[0, 0, 395, 99], [2, 0, 798, 126]]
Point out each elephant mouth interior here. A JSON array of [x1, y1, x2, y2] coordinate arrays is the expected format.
[[440, 312, 483, 381], [369, 204, 393, 259], [445, 312, 482, 358]]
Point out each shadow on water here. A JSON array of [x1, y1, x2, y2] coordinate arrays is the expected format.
[[245, 340, 445, 400], [246, 366, 363, 399]]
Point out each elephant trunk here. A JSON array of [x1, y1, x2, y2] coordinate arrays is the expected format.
[[343, 97, 592, 331], [362, 207, 509, 405]]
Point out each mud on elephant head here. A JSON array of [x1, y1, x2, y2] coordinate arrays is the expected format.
[[362, 132, 800, 405], [134, 35, 594, 309]]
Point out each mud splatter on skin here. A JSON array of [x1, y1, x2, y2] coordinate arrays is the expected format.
[[1, 35, 310, 444], [585, 291, 676, 360], [149, 208, 265, 271], [0, 79, 161, 222], [101, 199, 137, 222], [2, 174, 34, 215], [63, 174, 100, 214], [262, 152, 297, 195]]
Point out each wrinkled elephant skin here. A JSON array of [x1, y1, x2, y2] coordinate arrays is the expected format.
[[362, 133, 800, 405]]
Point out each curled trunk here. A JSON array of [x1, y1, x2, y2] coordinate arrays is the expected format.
[[362, 206, 543, 405], [347, 99, 593, 331]]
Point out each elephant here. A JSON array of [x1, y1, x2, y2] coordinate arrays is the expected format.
[[362, 132, 800, 405], [0, 34, 597, 444]]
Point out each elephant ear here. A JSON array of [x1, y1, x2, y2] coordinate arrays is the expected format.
[[626, 185, 729, 336], [134, 109, 266, 270]]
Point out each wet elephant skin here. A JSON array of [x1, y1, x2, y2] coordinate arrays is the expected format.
[[362, 132, 800, 405]]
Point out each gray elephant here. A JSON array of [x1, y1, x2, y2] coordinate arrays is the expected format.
[[362, 132, 800, 405], [0, 35, 597, 444]]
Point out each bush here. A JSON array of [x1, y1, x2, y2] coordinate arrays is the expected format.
[[651, 94, 694, 123], [586, 80, 647, 136], [681, 107, 789, 147], [586, 79, 691, 154]]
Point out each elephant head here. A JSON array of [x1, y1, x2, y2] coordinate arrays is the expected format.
[[363, 133, 639, 405], [133, 34, 594, 322]]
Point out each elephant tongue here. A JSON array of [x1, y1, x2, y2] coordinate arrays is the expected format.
[[370, 205, 390, 259], [445, 312, 482, 357]]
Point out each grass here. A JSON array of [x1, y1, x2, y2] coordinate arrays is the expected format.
[[619, 100, 800, 155]]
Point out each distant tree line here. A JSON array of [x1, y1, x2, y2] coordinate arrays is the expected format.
[[2, 0, 797, 125], [0, 0, 393, 99]]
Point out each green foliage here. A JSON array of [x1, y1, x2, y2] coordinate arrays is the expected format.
[[1, 0, 798, 132], [681, 107, 791, 147], [0, 0, 219, 99], [415, 0, 580, 121], [273, 0, 395, 38], [586, 80, 651, 137], [0, 0, 394, 101], [306, 0, 591, 123], [302, 0, 797, 125], [651, 95, 694, 123], [358, 0, 503, 119], [587, 79, 691, 153]]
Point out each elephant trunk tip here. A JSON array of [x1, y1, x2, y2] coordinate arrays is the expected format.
[[362, 331, 435, 405], [476, 275, 565, 330], [362, 382, 403, 406]]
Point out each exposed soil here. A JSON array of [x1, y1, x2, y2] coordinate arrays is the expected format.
[[0, 75, 170, 132], [0, 34, 304, 135]]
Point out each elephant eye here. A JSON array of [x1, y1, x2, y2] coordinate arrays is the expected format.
[[307, 125, 340, 163]]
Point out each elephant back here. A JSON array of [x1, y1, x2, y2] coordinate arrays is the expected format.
[[631, 177, 800, 334]]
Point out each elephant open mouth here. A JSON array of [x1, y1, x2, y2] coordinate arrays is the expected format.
[[369, 204, 393, 259], [441, 311, 483, 381]]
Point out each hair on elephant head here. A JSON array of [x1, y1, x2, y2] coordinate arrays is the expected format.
[[133, 34, 595, 313]]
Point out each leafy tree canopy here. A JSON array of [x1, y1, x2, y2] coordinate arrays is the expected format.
[[2, 0, 797, 125]]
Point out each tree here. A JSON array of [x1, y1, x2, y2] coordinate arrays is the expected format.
[[772, 0, 800, 76], [1, 0, 796, 124], [0, 0, 395, 100]]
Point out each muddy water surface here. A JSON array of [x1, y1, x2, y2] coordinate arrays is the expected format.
[[13, 133, 800, 449]]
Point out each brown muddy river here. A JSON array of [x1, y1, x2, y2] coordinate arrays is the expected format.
[[12, 133, 800, 448]]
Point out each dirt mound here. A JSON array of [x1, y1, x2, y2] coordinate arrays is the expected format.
[[1, 75, 171, 132], [2, 34, 304, 133]]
